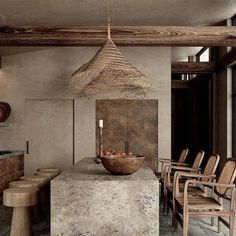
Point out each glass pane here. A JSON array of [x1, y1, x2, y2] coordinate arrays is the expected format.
[[199, 48, 209, 62]]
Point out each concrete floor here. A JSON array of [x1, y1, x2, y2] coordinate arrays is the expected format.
[[0, 195, 235, 236]]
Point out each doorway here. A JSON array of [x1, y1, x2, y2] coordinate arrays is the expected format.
[[172, 76, 212, 164], [24, 99, 74, 175]]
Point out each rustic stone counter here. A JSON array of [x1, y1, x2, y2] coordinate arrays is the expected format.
[[0, 150, 24, 160], [51, 157, 159, 236], [0, 150, 24, 193]]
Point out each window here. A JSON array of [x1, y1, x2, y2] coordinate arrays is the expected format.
[[232, 14, 236, 26], [196, 47, 210, 62], [199, 48, 209, 62]]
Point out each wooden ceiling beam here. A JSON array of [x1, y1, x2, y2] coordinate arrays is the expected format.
[[172, 62, 215, 74], [171, 80, 191, 89], [0, 26, 235, 46]]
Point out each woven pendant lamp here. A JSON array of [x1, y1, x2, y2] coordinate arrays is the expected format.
[[69, 3, 151, 98]]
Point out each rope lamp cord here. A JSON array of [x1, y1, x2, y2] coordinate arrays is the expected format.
[[107, 0, 111, 39], [69, 0, 151, 98]]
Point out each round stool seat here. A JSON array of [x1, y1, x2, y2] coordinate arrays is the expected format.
[[3, 188, 38, 207], [37, 167, 60, 174], [9, 181, 40, 190], [34, 171, 58, 179], [3, 188, 38, 236], [20, 176, 49, 188]]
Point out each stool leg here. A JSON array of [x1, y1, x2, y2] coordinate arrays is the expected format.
[[33, 203, 41, 216], [10, 206, 32, 236], [40, 187, 48, 206]]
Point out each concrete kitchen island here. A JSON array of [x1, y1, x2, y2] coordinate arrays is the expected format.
[[51, 157, 159, 236]]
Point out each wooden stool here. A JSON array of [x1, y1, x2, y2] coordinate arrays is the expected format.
[[9, 181, 41, 217], [9, 181, 40, 190], [20, 175, 50, 207], [3, 188, 38, 236], [20, 175, 49, 188], [33, 171, 58, 209], [37, 167, 60, 174], [34, 171, 58, 180]]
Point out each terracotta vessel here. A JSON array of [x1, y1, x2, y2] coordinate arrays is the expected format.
[[0, 102, 11, 122], [101, 155, 145, 175]]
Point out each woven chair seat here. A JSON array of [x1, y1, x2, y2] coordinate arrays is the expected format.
[[176, 195, 223, 211]]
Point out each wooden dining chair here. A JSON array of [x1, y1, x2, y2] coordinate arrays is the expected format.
[[163, 150, 205, 214], [173, 158, 236, 236], [157, 147, 189, 178], [170, 154, 220, 225], [155, 147, 189, 203]]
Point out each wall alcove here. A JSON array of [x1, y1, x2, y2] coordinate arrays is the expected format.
[[96, 99, 158, 165]]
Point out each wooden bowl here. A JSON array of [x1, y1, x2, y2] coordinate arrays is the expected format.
[[101, 155, 145, 175]]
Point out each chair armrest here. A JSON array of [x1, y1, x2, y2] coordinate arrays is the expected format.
[[181, 180, 236, 203], [159, 158, 185, 164], [166, 166, 191, 185], [175, 163, 189, 166], [157, 158, 172, 164], [165, 165, 201, 186], [167, 162, 189, 166], [158, 158, 172, 163], [173, 172, 216, 197], [160, 160, 187, 178], [175, 172, 215, 180], [168, 166, 200, 172], [159, 158, 189, 166], [162, 161, 191, 181], [186, 180, 235, 189]]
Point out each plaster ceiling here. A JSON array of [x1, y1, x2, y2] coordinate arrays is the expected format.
[[0, 0, 235, 26], [0, 0, 235, 60]]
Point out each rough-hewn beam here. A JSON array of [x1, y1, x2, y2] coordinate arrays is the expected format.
[[217, 48, 236, 70], [171, 80, 191, 89], [172, 62, 215, 74], [0, 26, 235, 46]]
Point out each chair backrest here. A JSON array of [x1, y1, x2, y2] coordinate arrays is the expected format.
[[178, 148, 189, 163], [191, 150, 205, 171], [215, 158, 236, 198], [202, 154, 220, 182]]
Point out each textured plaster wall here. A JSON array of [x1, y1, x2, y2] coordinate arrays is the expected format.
[[0, 47, 171, 167]]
